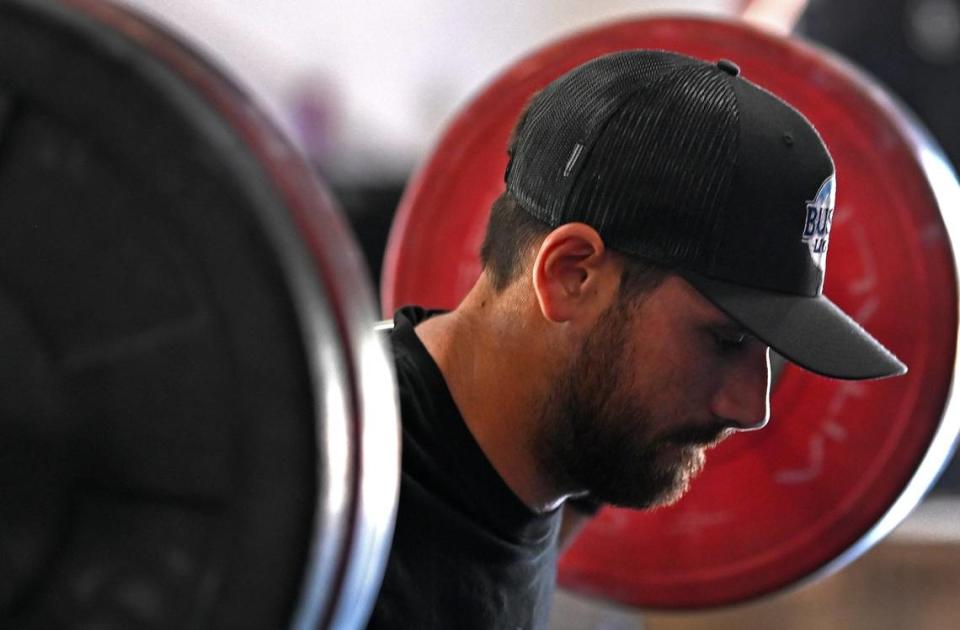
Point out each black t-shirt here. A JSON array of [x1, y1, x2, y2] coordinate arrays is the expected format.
[[366, 306, 561, 630]]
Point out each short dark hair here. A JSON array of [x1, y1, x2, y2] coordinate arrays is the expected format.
[[479, 191, 549, 292], [478, 189, 668, 298]]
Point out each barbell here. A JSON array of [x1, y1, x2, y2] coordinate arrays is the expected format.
[[1, 0, 957, 626]]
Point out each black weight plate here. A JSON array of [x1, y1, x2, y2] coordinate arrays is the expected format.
[[0, 1, 399, 628]]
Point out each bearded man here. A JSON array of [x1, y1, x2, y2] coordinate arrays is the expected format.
[[366, 50, 906, 630]]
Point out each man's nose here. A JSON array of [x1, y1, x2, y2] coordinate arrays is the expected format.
[[711, 345, 771, 431]]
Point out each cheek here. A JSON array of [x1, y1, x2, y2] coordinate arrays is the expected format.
[[626, 348, 726, 429], [606, 309, 722, 418]]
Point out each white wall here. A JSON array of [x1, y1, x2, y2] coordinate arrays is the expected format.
[[116, 0, 740, 181]]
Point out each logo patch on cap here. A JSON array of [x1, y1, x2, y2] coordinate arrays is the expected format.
[[801, 175, 835, 271]]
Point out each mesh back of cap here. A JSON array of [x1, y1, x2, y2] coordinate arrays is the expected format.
[[507, 51, 740, 271]]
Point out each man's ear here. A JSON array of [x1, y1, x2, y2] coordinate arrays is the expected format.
[[531, 222, 618, 323]]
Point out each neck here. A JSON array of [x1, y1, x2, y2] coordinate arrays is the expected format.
[[414, 277, 567, 512]]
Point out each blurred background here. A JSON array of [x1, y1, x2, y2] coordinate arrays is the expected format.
[[112, 0, 960, 627]]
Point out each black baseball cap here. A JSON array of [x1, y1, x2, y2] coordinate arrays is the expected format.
[[505, 50, 906, 380]]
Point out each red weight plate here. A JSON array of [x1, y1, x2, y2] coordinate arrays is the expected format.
[[382, 17, 960, 608]]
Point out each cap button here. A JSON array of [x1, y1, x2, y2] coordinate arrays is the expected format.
[[716, 59, 740, 76]]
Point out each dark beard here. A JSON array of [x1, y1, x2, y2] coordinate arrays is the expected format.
[[535, 301, 720, 509]]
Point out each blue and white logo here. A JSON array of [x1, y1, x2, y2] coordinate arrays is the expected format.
[[801, 175, 835, 271]]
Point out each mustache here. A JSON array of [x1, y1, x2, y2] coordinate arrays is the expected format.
[[664, 422, 736, 447]]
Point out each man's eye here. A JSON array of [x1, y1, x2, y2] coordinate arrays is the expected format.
[[714, 332, 747, 352]]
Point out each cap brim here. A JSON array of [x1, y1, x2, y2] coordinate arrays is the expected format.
[[683, 273, 907, 380]]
